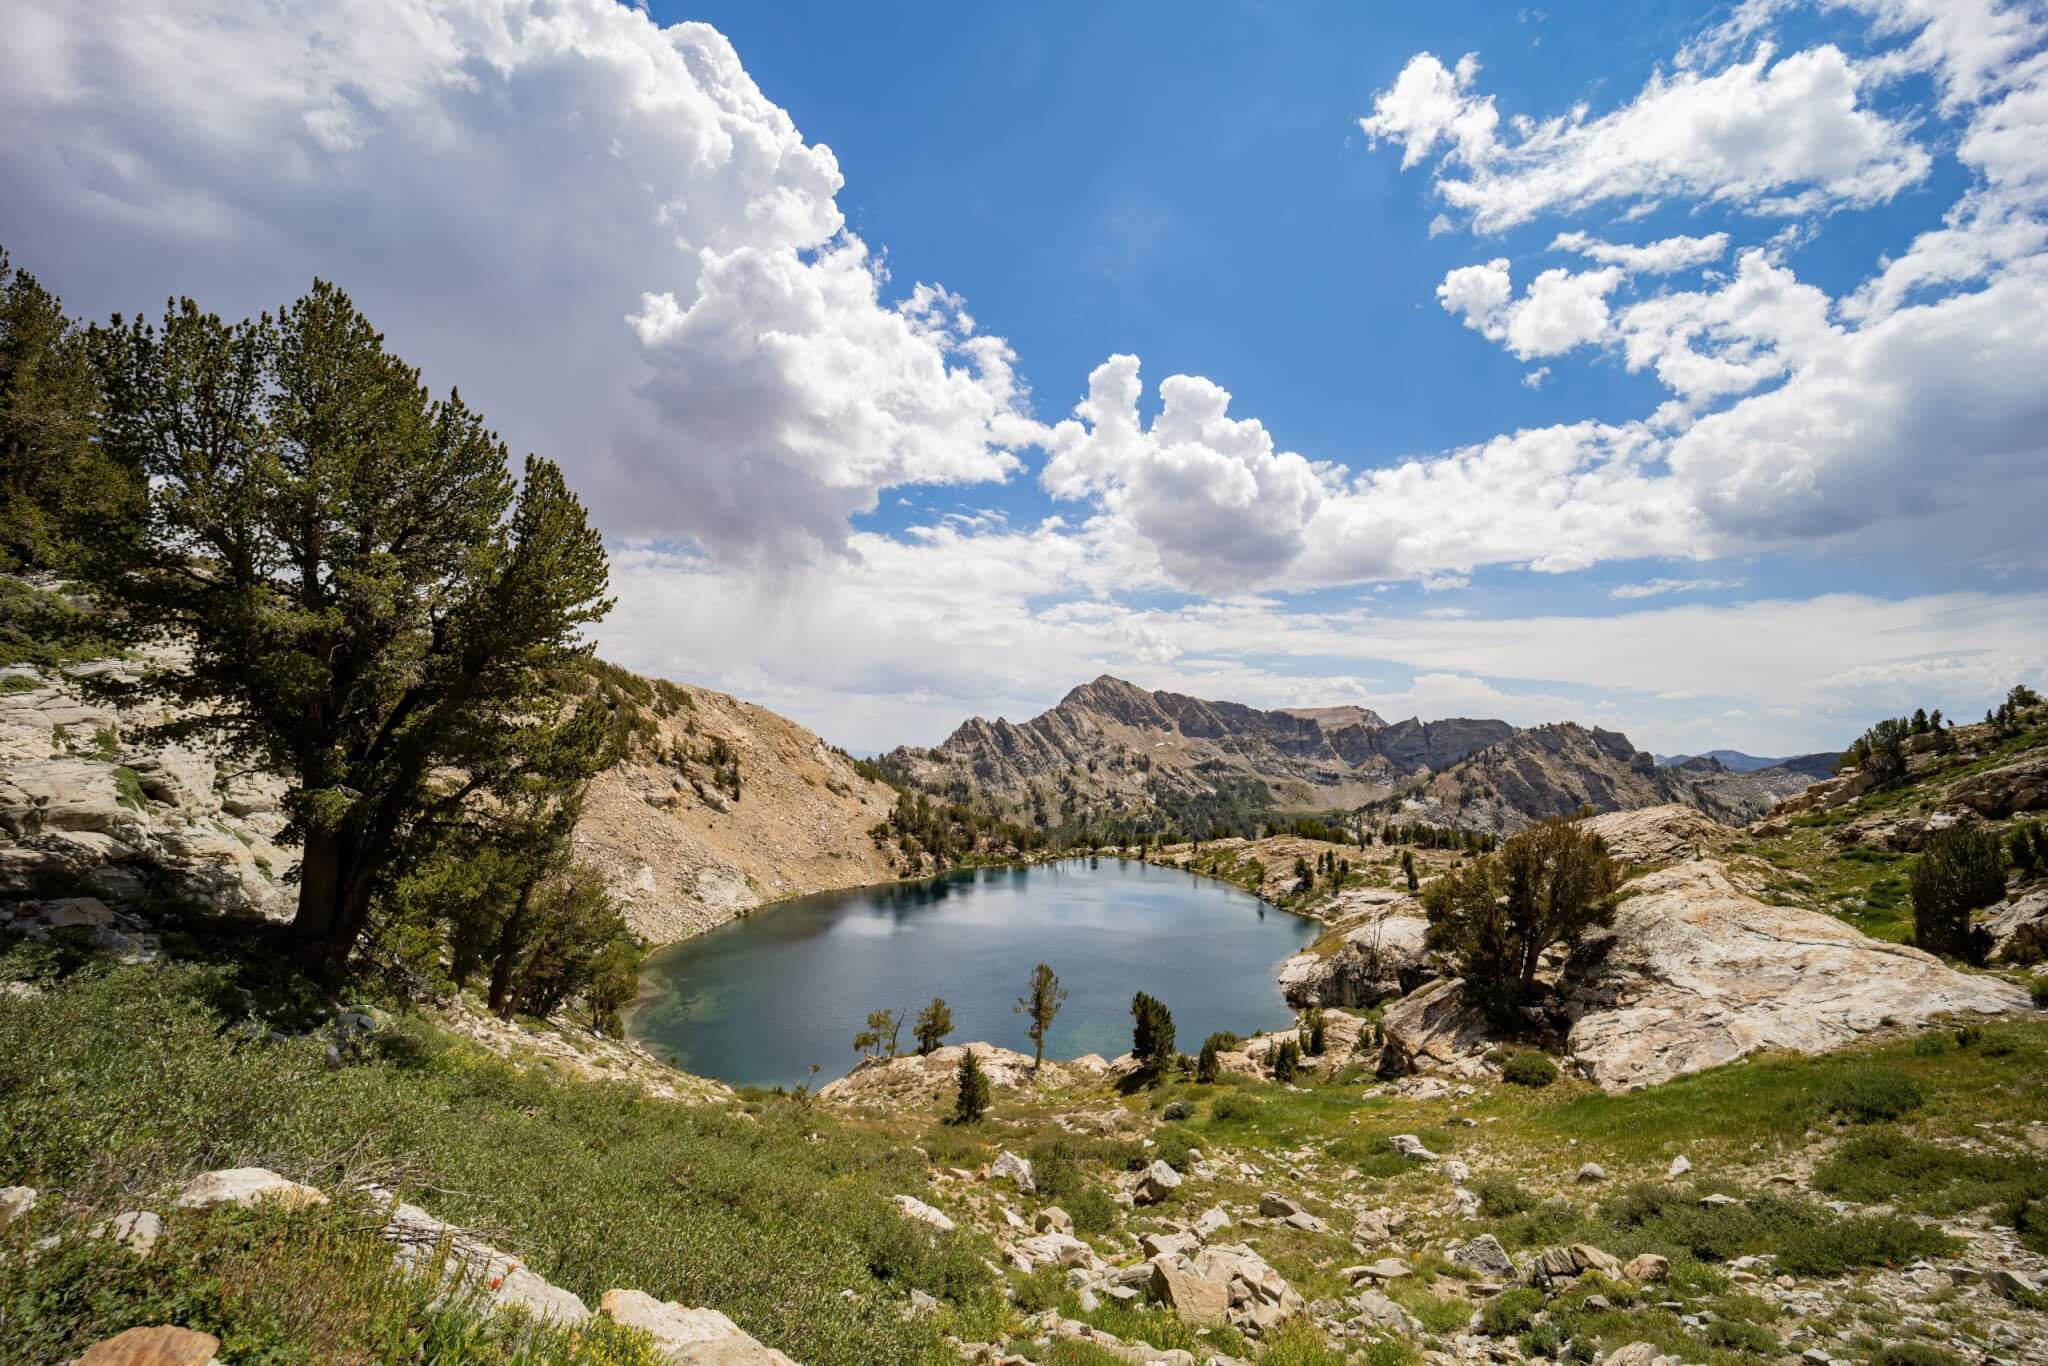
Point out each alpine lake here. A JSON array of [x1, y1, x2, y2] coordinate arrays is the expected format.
[[628, 857, 1318, 1090]]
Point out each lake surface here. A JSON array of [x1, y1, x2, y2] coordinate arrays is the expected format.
[[628, 858, 1317, 1090]]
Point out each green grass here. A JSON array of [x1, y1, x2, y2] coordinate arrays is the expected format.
[[0, 957, 994, 1364], [0, 1197, 667, 1365]]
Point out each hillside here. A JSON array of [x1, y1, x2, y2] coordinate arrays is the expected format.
[[573, 673, 900, 944]]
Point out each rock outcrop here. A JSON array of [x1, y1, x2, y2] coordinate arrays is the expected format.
[[817, 1041, 1098, 1107], [1566, 861, 2026, 1089], [1378, 848, 2028, 1092], [1278, 903, 1431, 1008], [0, 659, 294, 919]]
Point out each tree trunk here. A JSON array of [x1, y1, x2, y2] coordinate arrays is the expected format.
[[287, 826, 384, 984], [486, 881, 537, 1019]]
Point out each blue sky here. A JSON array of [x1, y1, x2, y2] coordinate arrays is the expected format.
[[3, 0, 2045, 754]]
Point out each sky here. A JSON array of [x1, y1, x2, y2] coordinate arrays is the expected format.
[[3, 0, 2045, 757]]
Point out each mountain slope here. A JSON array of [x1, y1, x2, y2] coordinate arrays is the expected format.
[[884, 675, 1513, 817], [1401, 723, 1826, 832], [892, 676, 1829, 837], [574, 678, 900, 944]]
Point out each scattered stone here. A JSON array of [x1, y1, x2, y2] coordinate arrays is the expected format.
[[890, 1194, 955, 1233], [93, 1210, 164, 1257], [174, 1168, 328, 1211], [0, 1185, 37, 1229], [1623, 1253, 1670, 1283], [1161, 1100, 1191, 1121], [42, 896, 116, 927], [1034, 1207, 1072, 1234], [1576, 1162, 1608, 1183], [1442, 1158, 1470, 1183], [1533, 1244, 1622, 1282], [1345, 1258, 1412, 1282], [1988, 1268, 2042, 1301], [381, 1194, 587, 1324], [1257, 1192, 1304, 1219], [1699, 1192, 1740, 1207], [1667, 1155, 1692, 1179], [1150, 1256, 1230, 1326], [1447, 1233, 1515, 1278], [991, 1150, 1035, 1194], [1604, 1346, 1664, 1366], [1140, 1230, 1200, 1260], [1351, 1207, 1401, 1245], [1193, 1206, 1232, 1240], [1389, 1134, 1439, 1161], [1350, 1288, 1424, 1335], [77, 1325, 221, 1366], [1134, 1160, 1181, 1204]]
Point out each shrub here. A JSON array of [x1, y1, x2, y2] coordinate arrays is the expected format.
[[1814, 1130, 2048, 1223], [1471, 1176, 1536, 1217], [2032, 975, 2048, 1009], [1064, 1184, 1120, 1236], [1477, 1286, 1544, 1336], [1151, 1125, 1197, 1172], [1870, 1347, 1961, 1366], [1272, 1038, 1300, 1082], [1209, 1092, 1263, 1124], [1299, 1007, 1326, 1057], [1818, 1067, 1927, 1123], [1703, 1318, 1778, 1353], [1196, 1038, 1221, 1083], [1501, 1050, 1558, 1088], [1910, 826, 2004, 964]]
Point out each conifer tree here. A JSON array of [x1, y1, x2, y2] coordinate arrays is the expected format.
[[1015, 962, 1066, 1070], [954, 1048, 991, 1122], [80, 281, 611, 981], [914, 997, 955, 1055]]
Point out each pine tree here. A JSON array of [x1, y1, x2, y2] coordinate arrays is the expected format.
[[1910, 827, 2003, 965], [1272, 1038, 1300, 1082], [79, 282, 612, 982], [1015, 963, 1066, 1070], [1402, 849, 1419, 892], [913, 997, 955, 1055], [1423, 816, 1621, 1023], [1196, 1037, 1221, 1083], [953, 1048, 991, 1122], [1130, 991, 1177, 1072]]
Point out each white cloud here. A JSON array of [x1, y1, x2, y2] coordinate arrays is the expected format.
[[1551, 230, 1730, 274], [1608, 576, 1747, 599], [1435, 259, 1623, 359], [1363, 43, 1931, 232], [1505, 266, 1624, 358], [598, 530, 2048, 755], [1038, 357, 1326, 590], [0, 0, 1033, 565], [1613, 248, 1837, 404], [1521, 366, 1550, 390]]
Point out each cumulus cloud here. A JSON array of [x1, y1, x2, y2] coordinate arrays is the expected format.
[[1038, 357, 1327, 590], [1362, 43, 1930, 231], [1436, 259, 1623, 359], [0, 0, 1033, 564]]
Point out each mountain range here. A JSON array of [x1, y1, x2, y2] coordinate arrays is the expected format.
[[886, 675, 1838, 835]]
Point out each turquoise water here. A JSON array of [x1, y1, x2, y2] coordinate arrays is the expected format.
[[628, 857, 1317, 1089]]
